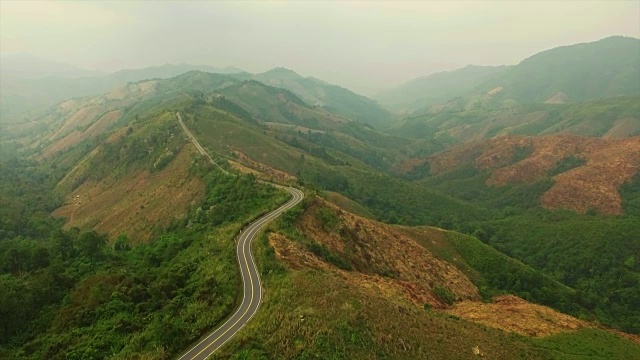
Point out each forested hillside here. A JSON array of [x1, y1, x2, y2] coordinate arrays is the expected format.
[[390, 95, 640, 141]]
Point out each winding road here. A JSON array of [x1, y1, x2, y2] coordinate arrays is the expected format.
[[176, 113, 304, 359]]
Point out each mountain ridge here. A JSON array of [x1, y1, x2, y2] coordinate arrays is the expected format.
[[377, 36, 640, 115]]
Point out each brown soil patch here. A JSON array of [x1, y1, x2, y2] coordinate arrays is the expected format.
[[269, 233, 439, 308], [489, 135, 640, 215], [272, 197, 481, 308], [608, 329, 640, 344], [52, 146, 205, 243], [229, 160, 263, 177], [46, 105, 103, 145], [42, 110, 124, 158], [422, 135, 640, 214], [269, 198, 640, 341], [105, 81, 158, 101], [40, 81, 157, 159], [83, 109, 123, 138], [448, 295, 588, 337], [486, 86, 504, 95]]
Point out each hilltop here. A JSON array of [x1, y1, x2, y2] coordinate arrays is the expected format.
[[479, 36, 640, 104], [379, 36, 640, 115], [0, 60, 244, 121], [250, 67, 392, 127], [1, 61, 391, 130]]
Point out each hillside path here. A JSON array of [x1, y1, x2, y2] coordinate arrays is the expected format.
[[176, 112, 230, 175]]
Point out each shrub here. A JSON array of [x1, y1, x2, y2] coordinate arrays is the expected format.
[[433, 285, 456, 305]]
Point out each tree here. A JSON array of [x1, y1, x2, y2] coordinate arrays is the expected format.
[[76, 231, 107, 260], [114, 234, 132, 252]]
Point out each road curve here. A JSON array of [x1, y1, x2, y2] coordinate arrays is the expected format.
[[176, 113, 304, 359]]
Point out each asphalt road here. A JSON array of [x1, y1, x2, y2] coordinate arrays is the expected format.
[[176, 113, 305, 359], [177, 187, 303, 360]]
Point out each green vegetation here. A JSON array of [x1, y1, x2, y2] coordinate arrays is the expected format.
[[2, 40, 639, 359], [444, 232, 580, 313], [620, 172, 640, 216], [433, 285, 456, 305], [548, 155, 587, 176], [474, 213, 640, 333], [482, 36, 640, 104], [315, 207, 340, 232], [0, 143, 288, 359]]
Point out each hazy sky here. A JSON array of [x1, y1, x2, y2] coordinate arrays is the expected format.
[[1, 1, 639, 94]]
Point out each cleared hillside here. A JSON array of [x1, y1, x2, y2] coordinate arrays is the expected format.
[[413, 134, 640, 215], [211, 196, 640, 359]]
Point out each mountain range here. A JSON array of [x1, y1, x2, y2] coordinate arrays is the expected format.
[[1, 57, 391, 128], [1, 35, 639, 359], [376, 36, 640, 113]]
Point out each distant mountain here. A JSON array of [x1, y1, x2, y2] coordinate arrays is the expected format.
[[11, 71, 420, 176], [0, 62, 245, 120], [479, 36, 640, 104], [0, 53, 103, 79], [106, 63, 244, 84], [247, 67, 393, 127], [1, 61, 392, 129], [378, 36, 640, 116], [375, 65, 508, 113]]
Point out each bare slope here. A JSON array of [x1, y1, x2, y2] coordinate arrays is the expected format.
[[416, 134, 640, 214], [50, 109, 210, 242]]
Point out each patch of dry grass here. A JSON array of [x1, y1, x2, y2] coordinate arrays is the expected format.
[[52, 146, 205, 242], [448, 295, 588, 337]]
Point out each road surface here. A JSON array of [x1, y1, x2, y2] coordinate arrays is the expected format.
[[176, 113, 304, 359]]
